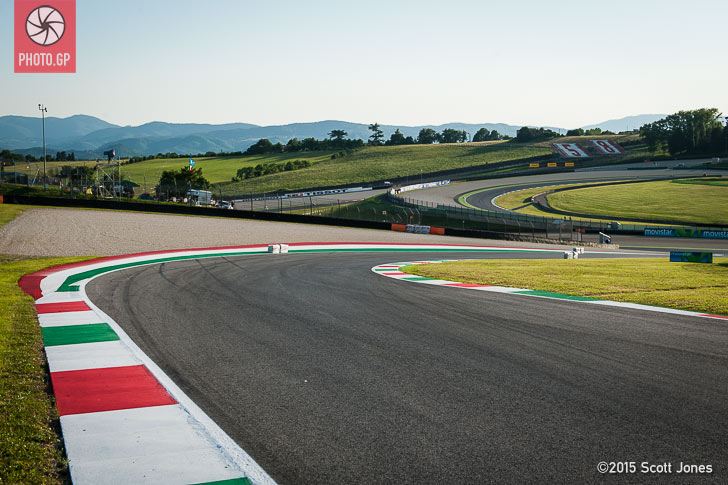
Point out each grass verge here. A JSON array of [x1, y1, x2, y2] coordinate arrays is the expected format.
[[0, 204, 35, 228], [0, 254, 94, 483], [1, 203, 95, 482], [403, 258, 728, 316]]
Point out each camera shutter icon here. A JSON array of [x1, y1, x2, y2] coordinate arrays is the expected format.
[[26, 6, 66, 46]]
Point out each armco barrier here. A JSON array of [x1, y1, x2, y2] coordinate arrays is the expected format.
[[391, 223, 445, 235]]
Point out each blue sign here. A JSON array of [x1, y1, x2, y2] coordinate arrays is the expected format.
[[669, 252, 713, 263]]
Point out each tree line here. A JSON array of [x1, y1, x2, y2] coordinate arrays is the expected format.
[[244, 124, 511, 156], [234, 159, 312, 181], [367, 123, 507, 146], [639, 108, 727, 156], [0, 149, 77, 166], [245, 135, 365, 155]]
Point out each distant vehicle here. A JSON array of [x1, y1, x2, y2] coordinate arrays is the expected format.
[[676, 162, 686, 168], [186, 189, 212, 206]]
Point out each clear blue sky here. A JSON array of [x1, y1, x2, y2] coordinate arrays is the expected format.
[[2, 0, 726, 128]]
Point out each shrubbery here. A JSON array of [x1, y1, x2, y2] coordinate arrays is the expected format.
[[234, 159, 311, 181]]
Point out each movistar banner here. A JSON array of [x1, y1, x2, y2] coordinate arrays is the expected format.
[[670, 252, 713, 263], [644, 228, 728, 239]]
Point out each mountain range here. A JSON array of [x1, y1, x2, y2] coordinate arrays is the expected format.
[[0, 114, 664, 159]]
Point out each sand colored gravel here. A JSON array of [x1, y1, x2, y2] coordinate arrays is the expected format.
[[0, 207, 567, 257]]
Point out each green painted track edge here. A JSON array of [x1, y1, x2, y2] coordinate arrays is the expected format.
[[57, 247, 548, 291], [41, 322, 119, 347], [513, 289, 599, 301], [192, 477, 253, 485]]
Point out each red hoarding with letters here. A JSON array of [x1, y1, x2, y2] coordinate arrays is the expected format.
[[14, 0, 76, 73]]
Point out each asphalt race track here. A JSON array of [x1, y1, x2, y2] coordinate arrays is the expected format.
[[408, 162, 728, 253], [87, 250, 728, 484]]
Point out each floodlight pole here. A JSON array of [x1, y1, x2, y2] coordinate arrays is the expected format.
[[38, 104, 47, 189]]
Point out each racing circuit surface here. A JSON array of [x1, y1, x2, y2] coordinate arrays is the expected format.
[[87, 250, 728, 484], [408, 161, 728, 252]]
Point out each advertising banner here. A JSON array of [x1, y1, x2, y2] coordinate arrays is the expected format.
[[589, 140, 625, 155], [669, 252, 713, 263], [15, 0, 76, 73], [644, 228, 728, 239], [552, 143, 591, 158]]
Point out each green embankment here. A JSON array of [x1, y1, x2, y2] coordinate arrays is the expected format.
[[403, 258, 728, 316], [0, 204, 94, 483], [15, 143, 551, 196], [216, 143, 551, 195]]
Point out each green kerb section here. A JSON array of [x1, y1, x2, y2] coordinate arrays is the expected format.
[[513, 290, 599, 301], [192, 478, 252, 485], [401, 276, 434, 281], [41, 323, 119, 347], [57, 248, 548, 292], [57, 251, 268, 291]]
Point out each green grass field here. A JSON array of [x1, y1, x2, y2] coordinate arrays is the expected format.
[[403, 258, 728, 316], [217, 143, 552, 195], [11, 152, 335, 188], [11, 143, 551, 196], [546, 179, 728, 226]]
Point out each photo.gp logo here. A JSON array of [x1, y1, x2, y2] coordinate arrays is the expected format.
[[14, 0, 76, 73], [26, 5, 66, 46]]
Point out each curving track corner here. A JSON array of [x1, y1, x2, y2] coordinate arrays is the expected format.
[[20, 242, 565, 484]]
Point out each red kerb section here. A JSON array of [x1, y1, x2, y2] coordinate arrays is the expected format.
[[18, 274, 44, 299], [443, 283, 491, 288], [51, 365, 177, 416], [35, 301, 90, 314]]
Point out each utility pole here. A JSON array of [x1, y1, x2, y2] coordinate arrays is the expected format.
[[38, 104, 47, 189]]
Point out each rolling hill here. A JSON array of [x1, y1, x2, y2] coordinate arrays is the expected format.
[[0, 113, 659, 159]]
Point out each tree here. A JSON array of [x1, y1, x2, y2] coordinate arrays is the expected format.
[[516, 126, 535, 143], [328, 130, 347, 141], [386, 129, 407, 146], [472, 128, 490, 142], [286, 138, 302, 152], [416, 128, 439, 144], [368, 123, 384, 146], [245, 138, 275, 155], [158, 167, 210, 198], [639, 122, 664, 155], [516, 126, 560, 143], [639, 108, 724, 156], [566, 128, 584, 136], [440, 128, 467, 143]]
